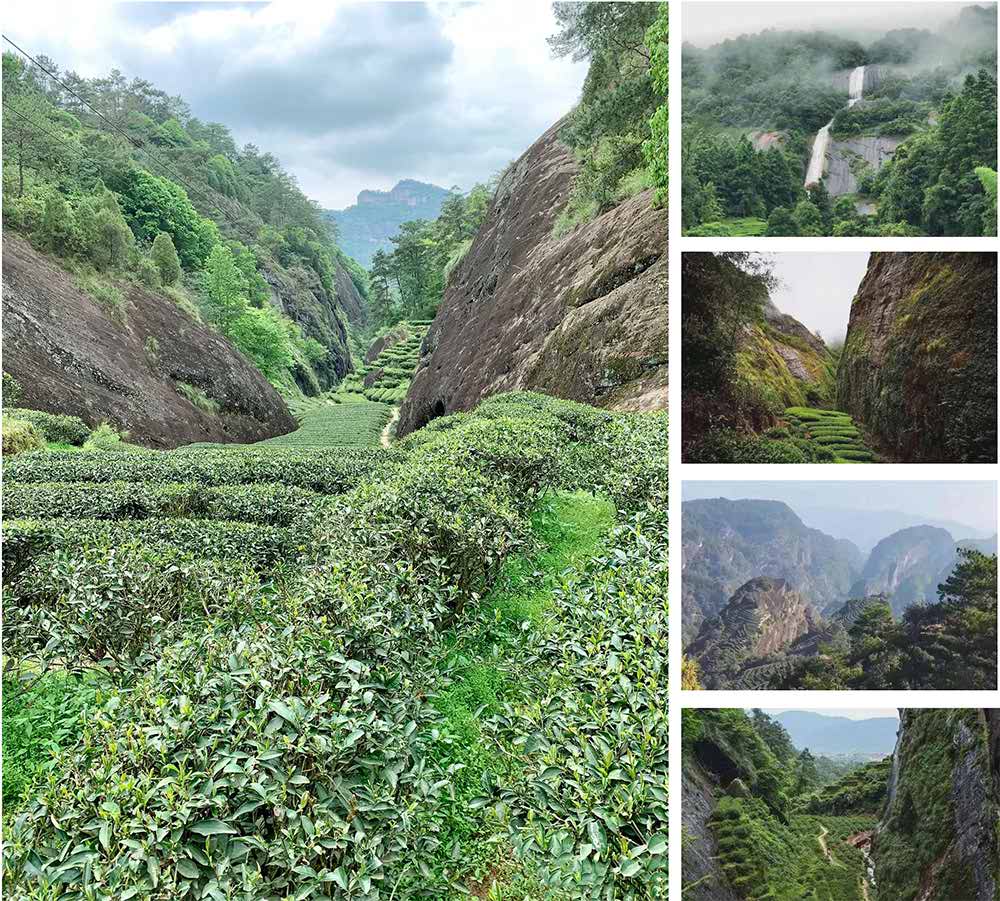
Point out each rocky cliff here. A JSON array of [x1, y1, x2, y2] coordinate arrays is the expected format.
[[681, 498, 863, 643], [325, 179, 450, 269], [848, 525, 960, 617], [686, 577, 823, 689], [260, 254, 354, 392], [837, 252, 997, 462], [2, 234, 296, 449], [736, 300, 835, 408], [874, 709, 1000, 901], [396, 120, 667, 436]]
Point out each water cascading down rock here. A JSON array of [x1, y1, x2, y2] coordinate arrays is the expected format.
[[804, 65, 867, 188]]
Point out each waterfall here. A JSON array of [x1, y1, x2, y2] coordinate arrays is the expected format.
[[804, 65, 867, 187], [848, 65, 866, 107], [804, 122, 832, 187]]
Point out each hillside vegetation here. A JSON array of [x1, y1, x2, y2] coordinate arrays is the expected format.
[[682, 6, 997, 237], [2, 49, 368, 401], [682, 251, 997, 464], [684, 708, 1000, 901]]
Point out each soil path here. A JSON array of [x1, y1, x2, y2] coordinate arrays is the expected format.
[[381, 408, 400, 448], [818, 825, 845, 868]]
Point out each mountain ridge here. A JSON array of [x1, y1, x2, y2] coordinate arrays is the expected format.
[[324, 179, 451, 269]]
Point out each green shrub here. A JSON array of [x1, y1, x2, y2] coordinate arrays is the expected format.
[[2, 417, 45, 456], [150, 231, 182, 286], [3, 372, 23, 407], [5, 408, 90, 445], [2, 672, 99, 813], [175, 381, 220, 415], [75, 273, 126, 323], [135, 254, 161, 289], [82, 423, 129, 452]]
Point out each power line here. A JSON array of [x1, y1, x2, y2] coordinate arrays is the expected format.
[[3, 33, 267, 248]]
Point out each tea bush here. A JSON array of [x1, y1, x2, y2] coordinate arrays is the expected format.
[[2, 392, 669, 898], [2, 417, 45, 456], [4, 408, 90, 445]]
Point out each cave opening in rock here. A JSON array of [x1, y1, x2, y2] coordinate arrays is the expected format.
[[694, 740, 741, 786]]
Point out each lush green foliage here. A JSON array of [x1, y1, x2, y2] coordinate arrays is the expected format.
[[2, 416, 46, 456], [4, 408, 90, 446], [684, 709, 880, 901], [549, 2, 666, 229], [681, 10, 998, 237], [3, 392, 668, 898], [1, 50, 360, 393], [367, 190, 489, 330]]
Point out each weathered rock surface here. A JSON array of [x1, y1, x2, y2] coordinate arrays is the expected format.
[[2, 234, 296, 449], [397, 119, 667, 436], [681, 498, 863, 643], [825, 135, 903, 196], [364, 322, 411, 365], [848, 525, 959, 617], [874, 709, 1000, 901], [681, 759, 741, 901], [838, 252, 997, 462], [261, 256, 353, 391], [332, 259, 367, 330], [686, 577, 823, 689]]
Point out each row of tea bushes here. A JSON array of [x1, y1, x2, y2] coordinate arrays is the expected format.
[[3, 392, 669, 899]]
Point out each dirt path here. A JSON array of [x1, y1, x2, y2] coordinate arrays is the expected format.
[[381, 408, 400, 448], [818, 825, 845, 868]]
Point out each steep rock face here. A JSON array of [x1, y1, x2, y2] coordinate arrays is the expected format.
[[682, 759, 740, 901], [687, 577, 823, 689], [837, 252, 997, 462], [681, 498, 863, 643], [326, 179, 450, 269], [874, 709, 1000, 901], [396, 120, 667, 436], [332, 259, 367, 330], [849, 525, 958, 617], [2, 234, 296, 449], [825, 135, 903, 197], [736, 301, 834, 406], [262, 258, 352, 391]]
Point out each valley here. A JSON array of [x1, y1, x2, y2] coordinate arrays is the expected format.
[[0, 4, 668, 898], [681, 4, 997, 237], [682, 708, 1000, 901], [681, 490, 998, 690], [682, 251, 998, 464]]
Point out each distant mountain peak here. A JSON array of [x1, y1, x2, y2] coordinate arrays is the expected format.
[[324, 180, 451, 268]]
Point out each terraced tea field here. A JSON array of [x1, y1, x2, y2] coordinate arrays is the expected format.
[[783, 407, 877, 463]]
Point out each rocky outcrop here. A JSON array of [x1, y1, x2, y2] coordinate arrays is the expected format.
[[364, 322, 411, 365], [332, 259, 367, 330], [837, 252, 997, 462], [825, 135, 903, 196], [682, 756, 741, 901], [848, 525, 959, 617], [326, 179, 450, 268], [874, 709, 1000, 901], [681, 498, 863, 643], [734, 300, 835, 408], [261, 256, 353, 391], [2, 234, 296, 449], [396, 119, 667, 436], [687, 577, 823, 688]]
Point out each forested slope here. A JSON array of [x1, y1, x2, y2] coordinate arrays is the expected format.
[[2, 48, 369, 426], [682, 5, 997, 237]]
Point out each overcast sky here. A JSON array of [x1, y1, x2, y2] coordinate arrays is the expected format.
[[683, 481, 999, 534], [681, 1, 968, 47], [769, 252, 868, 342], [3, 1, 587, 209]]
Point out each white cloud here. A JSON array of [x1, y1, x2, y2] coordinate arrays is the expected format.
[[3, 1, 587, 207]]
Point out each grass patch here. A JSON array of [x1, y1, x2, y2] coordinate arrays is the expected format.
[[685, 217, 767, 237]]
